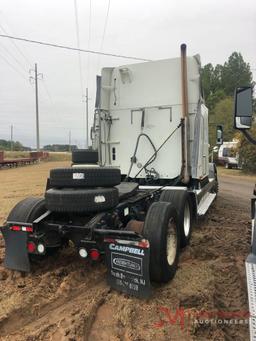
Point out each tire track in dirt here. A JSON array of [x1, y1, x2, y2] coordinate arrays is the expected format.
[[0, 165, 253, 341], [0, 273, 107, 337], [189, 194, 250, 341], [1, 282, 109, 341]]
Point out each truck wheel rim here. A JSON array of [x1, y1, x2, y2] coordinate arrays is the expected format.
[[166, 218, 177, 266], [184, 201, 190, 237]]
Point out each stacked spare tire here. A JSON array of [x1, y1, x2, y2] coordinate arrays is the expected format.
[[45, 149, 121, 213], [71, 149, 98, 165]]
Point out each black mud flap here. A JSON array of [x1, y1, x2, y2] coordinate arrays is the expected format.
[[104, 238, 151, 298], [1, 226, 30, 272]]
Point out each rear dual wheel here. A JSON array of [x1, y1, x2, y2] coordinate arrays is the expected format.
[[160, 190, 193, 248], [143, 202, 180, 283]]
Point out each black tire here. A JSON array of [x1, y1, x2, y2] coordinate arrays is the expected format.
[[45, 187, 119, 213], [160, 190, 192, 248], [72, 149, 98, 164], [7, 197, 60, 259], [49, 167, 121, 188], [7, 197, 46, 223], [225, 163, 230, 169], [143, 202, 180, 283]]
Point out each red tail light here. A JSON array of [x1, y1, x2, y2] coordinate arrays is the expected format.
[[90, 249, 100, 261], [11, 225, 21, 231], [10, 225, 33, 232], [27, 242, 36, 253]]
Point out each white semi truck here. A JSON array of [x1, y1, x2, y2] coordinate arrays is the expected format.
[[1, 45, 217, 298]]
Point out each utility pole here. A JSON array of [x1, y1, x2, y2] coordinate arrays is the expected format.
[[35, 63, 40, 152], [69, 130, 71, 152], [86, 87, 89, 148], [30, 64, 42, 152], [10, 124, 13, 151]]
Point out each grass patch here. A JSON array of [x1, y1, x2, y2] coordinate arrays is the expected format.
[[217, 166, 256, 180], [47, 152, 71, 162], [3, 151, 71, 162]]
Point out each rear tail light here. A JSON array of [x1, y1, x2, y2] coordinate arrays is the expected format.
[[27, 242, 36, 253], [90, 249, 100, 261], [11, 225, 33, 232], [11, 225, 21, 231]]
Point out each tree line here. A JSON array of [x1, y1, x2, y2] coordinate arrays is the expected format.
[[0, 140, 77, 152], [201, 52, 255, 171]]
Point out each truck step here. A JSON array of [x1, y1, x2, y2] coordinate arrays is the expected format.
[[246, 257, 256, 341], [197, 192, 216, 216]]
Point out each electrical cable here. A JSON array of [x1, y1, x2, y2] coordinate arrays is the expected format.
[[126, 133, 157, 180], [134, 122, 182, 178], [0, 51, 28, 81], [0, 40, 29, 74], [87, 0, 92, 85], [0, 20, 31, 67], [99, 0, 111, 53], [0, 34, 151, 61], [97, 0, 111, 71], [74, 0, 85, 97]]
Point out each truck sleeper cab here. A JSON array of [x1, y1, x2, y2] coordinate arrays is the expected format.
[[1, 45, 217, 298]]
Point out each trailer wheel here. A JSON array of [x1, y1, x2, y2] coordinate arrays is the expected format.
[[45, 187, 119, 213], [72, 149, 98, 164], [160, 190, 192, 248], [49, 167, 121, 188], [143, 202, 180, 283]]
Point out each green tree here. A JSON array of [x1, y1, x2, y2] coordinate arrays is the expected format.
[[221, 52, 253, 96], [237, 125, 256, 172]]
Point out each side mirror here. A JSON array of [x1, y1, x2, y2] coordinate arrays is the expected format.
[[234, 86, 253, 130], [216, 125, 223, 145]]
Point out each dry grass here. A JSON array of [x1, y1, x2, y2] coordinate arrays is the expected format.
[[0, 161, 69, 225], [3, 151, 71, 162]]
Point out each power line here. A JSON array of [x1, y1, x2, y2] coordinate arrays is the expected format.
[[97, 0, 111, 70], [99, 0, 111, 53], [0, 20, 32, 68], [0, 51, 28, 81], [0, 33, 151, 61], [0, 18, 57, 108], [0, 40, 29, 75], [87, 0, 92, 85], [74, 0, 85, 97]]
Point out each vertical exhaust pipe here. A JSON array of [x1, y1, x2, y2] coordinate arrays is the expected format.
[[180, 43, 190, 183]]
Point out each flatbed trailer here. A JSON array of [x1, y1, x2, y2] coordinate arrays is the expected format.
[[0, 157, 38, 169]]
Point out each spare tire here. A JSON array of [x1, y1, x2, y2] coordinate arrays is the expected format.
[[45, 187, 119, 213], [72, 149, 98, 164], [49, 167, 121, 188]]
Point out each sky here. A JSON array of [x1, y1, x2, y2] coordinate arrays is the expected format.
[[0, 0, 255, 148]]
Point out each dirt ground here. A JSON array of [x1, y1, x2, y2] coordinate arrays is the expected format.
[[0, 162, 255, 341]]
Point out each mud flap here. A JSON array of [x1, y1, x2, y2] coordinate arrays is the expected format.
[[104, 238, 151, 298], [1, 226, 30, 272]]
